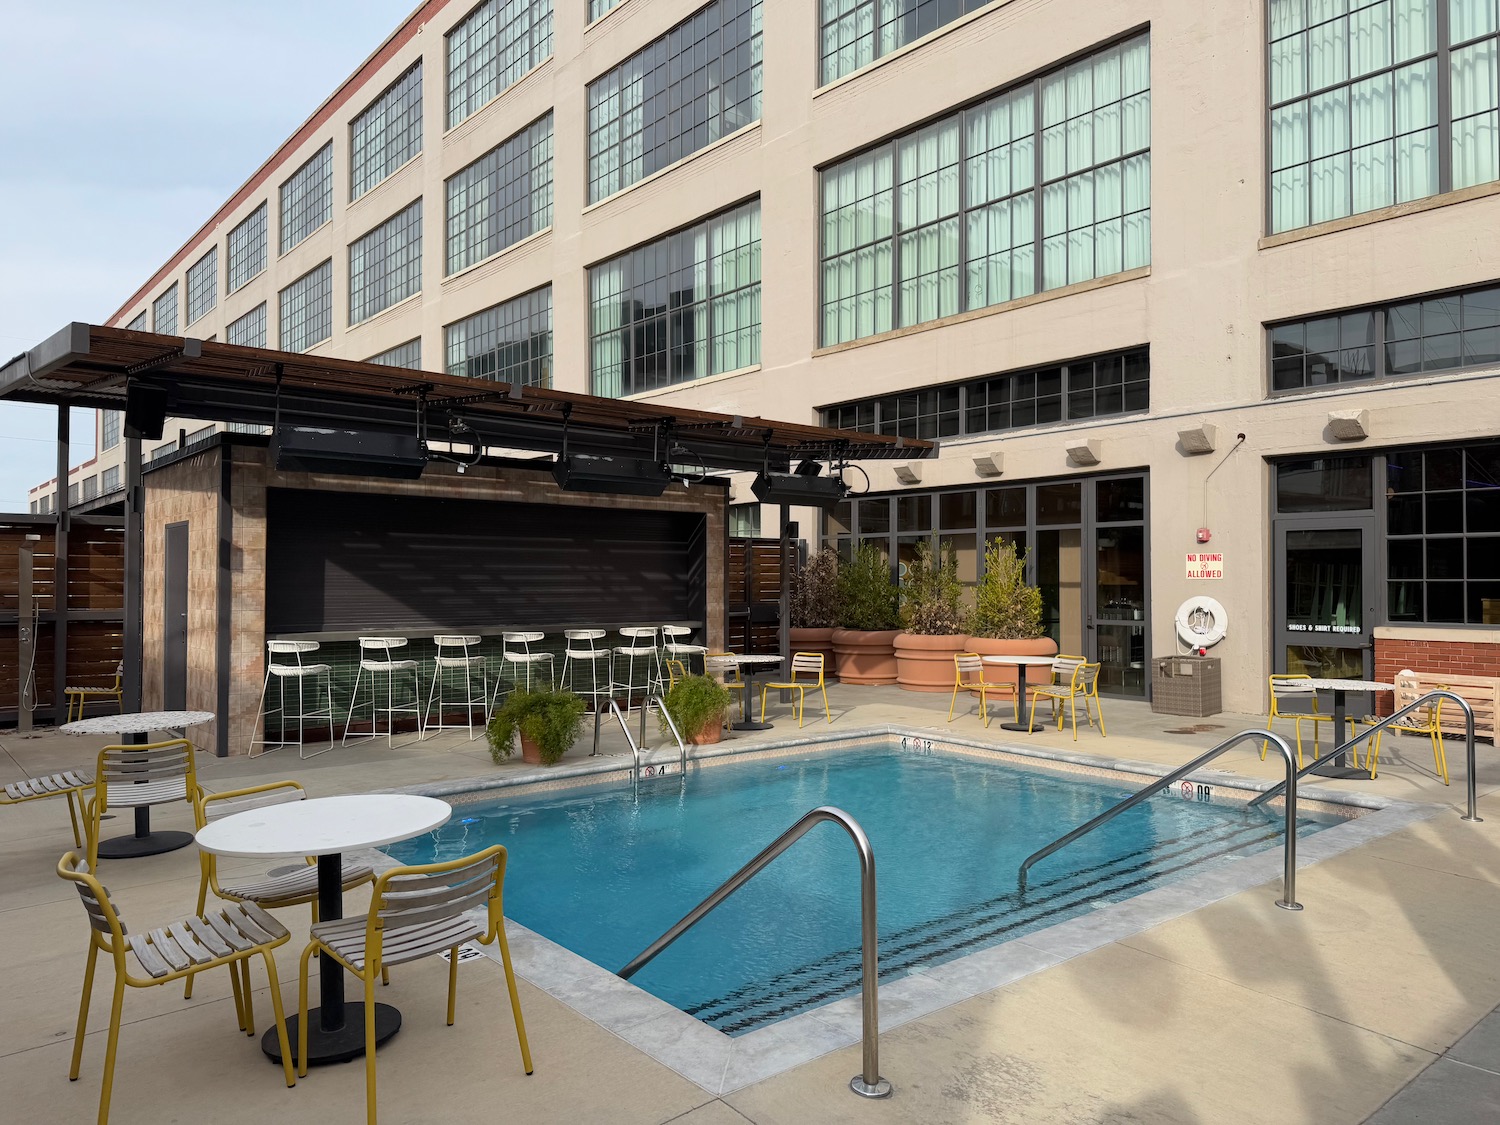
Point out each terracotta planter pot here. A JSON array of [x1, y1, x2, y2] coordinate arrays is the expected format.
[[688, 718, 724, 745], [964, 636, 1060, 695], [789, 627, 838, 682], [830, 628, 902, 686], [518, 734, 545, 765], [894, 633, 971, 692]]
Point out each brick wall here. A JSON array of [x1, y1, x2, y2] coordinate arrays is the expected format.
[[1373, 636, 1500, 714]]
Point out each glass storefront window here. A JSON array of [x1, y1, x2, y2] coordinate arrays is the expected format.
[[985, 486, 1026, 526], [1276, 456, 1373, 512], [1036, 482, 1082, 524], [938, 490, 977, 530], [896, 495, 931, 533]]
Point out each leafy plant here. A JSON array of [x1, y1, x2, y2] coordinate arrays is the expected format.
[[486, 688, 587, 765], [899, 540, 968, 635], [791, 548, 841, 629], [660, 673, 732, 739], [969, 538, 1044, 640], [837, 542, 901, 631]]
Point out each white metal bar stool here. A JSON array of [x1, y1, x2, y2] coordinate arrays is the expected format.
[[560, 629, 614, 710], [343, 637, 421, 747], [661, 625, 706, 674], [491, 631, 556, 713], [612, 626, 661, 708], [249, 640, 336, 758], [422, 635, 488, 741]]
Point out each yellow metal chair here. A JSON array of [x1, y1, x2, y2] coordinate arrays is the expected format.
[[664, 658, 688, 691], [759, 652, 832, 728], [1027, 661, 1107, 740], [183, 781, 376, 1000], [58, 851, 296, 1124], [296, 845, 532, 1125], [85, 739, 198, 867], [2, 768, 93, 847], [947, 653, 1015, 727], [705, 653, 747, 723], [65, 661, 124, 724], [1260, 674, 1346, 768], [1366, 674, 1451, 784]]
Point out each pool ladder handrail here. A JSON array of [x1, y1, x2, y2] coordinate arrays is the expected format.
[[616, 805, 892, 1100], [1248, 689, 1480, 822], [599, 696, 687, 779], [1017, 730, 1304, 911]]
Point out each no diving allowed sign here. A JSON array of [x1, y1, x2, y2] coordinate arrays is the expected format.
[[1186, 552, 1224, 579]]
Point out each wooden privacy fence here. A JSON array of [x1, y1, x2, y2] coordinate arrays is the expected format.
[[0, 519, 124, 725], [727, 537, 785, 655]]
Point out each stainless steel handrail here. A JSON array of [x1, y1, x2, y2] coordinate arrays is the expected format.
[[651, 695, 688, 776], [600, 697, 688, 780], [1249, 690, 1480, 822], [617, 806, 892, 1099], [1017, 730, 1304, 911]]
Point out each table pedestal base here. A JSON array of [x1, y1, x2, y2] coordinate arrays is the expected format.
[[998, 722, 1034, 733], [729, 719, 774, 731], [1310, 760, 1368, 779], [262, 1003, 401, 1065], [96, 829, 194, 859]]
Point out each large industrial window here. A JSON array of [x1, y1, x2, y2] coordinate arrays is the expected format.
[[227, 303, 268, 348], [368, 338, 423, 367], [349, 200, 423, 325], [351, 62, 424, 200], [446, 286, 552, 386], [280, 143, 334, 253], [820, 32, 1150, 345], [446, 113, 553, 274], [101, 411, 121, 452], [587, 0, 762, 203], [820, 0, 991, 85], [102, 466, 120, 493], [447, 0, 553, 129], [227, 203, 269, 293], [589, 0, 623, 20], [152, 284, 179, 335], [1268, 0, 1500, 233], [126, 311, 147, 331], [589, 200, 761, 397], [279, 260, 333, 353], [1269, 279, 1500, 391], [186, 247, 218, 326], [823, 346, 1149, 438]]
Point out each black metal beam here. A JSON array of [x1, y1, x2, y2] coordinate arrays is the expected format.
[[52, 407, 69, 726], [122, 434, 143, 712]]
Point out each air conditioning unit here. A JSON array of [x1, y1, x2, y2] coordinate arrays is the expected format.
[[270, 426, 428, 480], [551, 453, 671, 496]]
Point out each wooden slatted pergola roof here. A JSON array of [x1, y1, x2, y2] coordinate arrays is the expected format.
[[0, 324, 933, 473]]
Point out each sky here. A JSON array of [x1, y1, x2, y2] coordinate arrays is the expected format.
[[0, 0, 420, 510]]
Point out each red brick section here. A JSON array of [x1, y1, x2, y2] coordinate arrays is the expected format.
[[1374, 637, 1500, 714]]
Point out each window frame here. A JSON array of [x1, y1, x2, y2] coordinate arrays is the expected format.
[[186, 246, 218, 327], [444, 112, 554, 275], [348, 198, 424, 326], [279, 143, 335, 255], [227, 202, 270, 293], [444, 285, 554, 387], [445, 0, 554, 130], [350, 60, 424, 202]]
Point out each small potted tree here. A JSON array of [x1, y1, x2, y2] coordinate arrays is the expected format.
[[789, 547, 841, 679], [660, 673, 732, 744], [487, 688, 587, 766], [831, 543, 902, 685], [966, 538, 1058, 698], [894, 540, 970, 691]]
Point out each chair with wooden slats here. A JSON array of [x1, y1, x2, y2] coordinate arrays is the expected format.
[[64, 660, 124, 723], [58, 851, 296, 1124], [85, 739, 198, 867], [2, 768, 93, 847], [295, 844, 533, 1124], [183, 781, 376, 1000]]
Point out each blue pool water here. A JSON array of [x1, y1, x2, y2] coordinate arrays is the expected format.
[[385, 743, 1337, 1034]]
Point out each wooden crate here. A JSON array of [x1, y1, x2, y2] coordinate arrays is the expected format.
[[1404, 671, 1497, 742]]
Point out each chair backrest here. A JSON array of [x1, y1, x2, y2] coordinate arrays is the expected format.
[[791, 652, 824, 680], [111, 660, 125, 688], [619, 626, 657, 642], [434, 634, 480, 651], [1270, 673, 1315, 697], [1078, 662, 1101, 692], [704, 653, 742, 683], [97, 739, 196, 807], [565, 629, 606, 643], [195, 780, 306, 829], [661, 625, 692, 639], [369, 846, 507, 950], [665, 659, 688, 688], [58, 851, 127, 946], [1052, 656, 1085, 681], [954, 652, 984, 678], [359, 636, 408, 655]]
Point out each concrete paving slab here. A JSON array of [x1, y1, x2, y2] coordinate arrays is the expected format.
[[1448, 1004, 1500, 1074], [1364, 1057, 1500, 1124]]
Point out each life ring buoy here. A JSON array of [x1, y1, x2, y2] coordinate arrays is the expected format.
[[1175, 596, 1228, 648]]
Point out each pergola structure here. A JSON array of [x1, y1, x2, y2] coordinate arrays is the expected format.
[[1, 323, 933, 727]]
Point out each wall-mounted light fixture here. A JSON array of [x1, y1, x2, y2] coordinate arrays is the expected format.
[[972, 450, 1004, 477], [1065, 439, 1101, 467], [1177, 423, 1219, 455], [1326, 408, 1370, 441], [893, 462, 922, 485]]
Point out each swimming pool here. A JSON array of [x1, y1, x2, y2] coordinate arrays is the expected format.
[[385, 739, 1342, 1035]]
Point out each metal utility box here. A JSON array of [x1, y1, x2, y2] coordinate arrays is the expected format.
[[1150, 655, 1222, 717]]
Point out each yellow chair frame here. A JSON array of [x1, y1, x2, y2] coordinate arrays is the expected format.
[[947, 653, 1016, 726], [296, 845, 533, 1124], [58, 852, 295, 1124], [85, 739, 199, 867], [759, 652, 832, 727], [2, 769, 93, 847], [1260, 674, 1357, 768], [65, 661, 124, 724], [706, 653, 747, 723], [664, 658, 688, 691], [1366, 679, 1450, 783], [1027, 662, 1106, 740]]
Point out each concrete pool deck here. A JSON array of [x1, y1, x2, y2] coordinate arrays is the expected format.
[[4, 685, 1500, 1123]]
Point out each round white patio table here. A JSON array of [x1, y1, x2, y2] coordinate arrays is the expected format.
[[61, 710, 215, 858], [195, 793, 451, 1065], [980, 656, 1060, 733], [727, 654, 784, 731], [1303, 678, 1395, 779]]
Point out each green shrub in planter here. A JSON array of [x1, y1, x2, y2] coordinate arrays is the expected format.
[[487, 688, 587, 765], [837, 543, 900, 631], [899, 540, 968, 635], [791, 548, 841, 628], [660, 673, 732, 743], [970, 538, 1044, 639]]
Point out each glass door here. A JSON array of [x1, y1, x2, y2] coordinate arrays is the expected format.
[[1273, 517, 1376, 681], [1093, 478, 1147, 696]]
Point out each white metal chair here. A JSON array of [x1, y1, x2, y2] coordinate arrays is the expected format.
[[612, 626, 661, 706], [560, 628, 614, 712], [343, 637, 421, 748], [491, 631, 555, 713], [422, 634, 488, 741], [250, 640, 336, 758], [295, 845, 532, 1124], [661, 625, 706, 672]]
